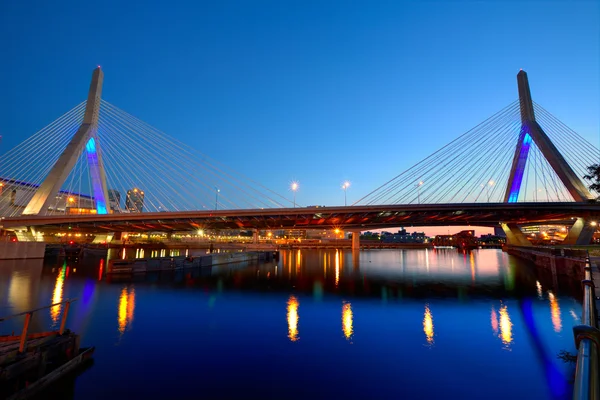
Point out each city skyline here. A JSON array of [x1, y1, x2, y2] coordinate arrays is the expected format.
[[0, 1, 598, 234]]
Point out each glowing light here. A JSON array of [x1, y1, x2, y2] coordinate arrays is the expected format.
[[499, 303, 513, 348], [68, 196, 75, 203], [342, 181, 350, 189], [291, 182, 298, 191], [287, 295, 299, 342], [491, 306, 499, 335], [342, 302, 353, 341], [85, 137, 108, 214], [51, 265, 66, 324], [507, 132, 532, 203], [548, 291, 562, 332], [423, 304, 434, 345], [334, 228, 340, 234], [592, 221, 598, 227]]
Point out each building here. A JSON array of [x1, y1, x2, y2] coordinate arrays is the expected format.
[[126, 188, 145, 212], [108, 189, 121, 212]]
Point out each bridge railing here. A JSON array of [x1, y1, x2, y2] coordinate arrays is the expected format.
[[572, 255, 600, 400]]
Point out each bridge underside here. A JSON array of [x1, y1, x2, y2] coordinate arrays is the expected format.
[[2, 203, 598, 234]]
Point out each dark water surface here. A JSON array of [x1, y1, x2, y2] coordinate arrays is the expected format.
[[0, 249, 581, 399]]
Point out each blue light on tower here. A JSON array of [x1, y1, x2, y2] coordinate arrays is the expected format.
[[85, 137, 108, 214], [507, 132, 532, 203]]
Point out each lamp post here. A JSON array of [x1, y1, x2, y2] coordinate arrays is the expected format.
[[342, 181, 350, 206], [416, 181, 424, 204], [215, 187, 220, 210], [487, 180, 494, 202], [291, 182, 298, 208]]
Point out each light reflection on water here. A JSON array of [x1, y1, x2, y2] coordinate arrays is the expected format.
[[342, 301, 353, 341], [548, 291, 562, 333], [118, 287, 136, 335], [0, 249, 582, 400], [50, 264, 66, 325], [498, 303, 513, 349], [423, 304, 434, 346], [287, 295, 299, 342]]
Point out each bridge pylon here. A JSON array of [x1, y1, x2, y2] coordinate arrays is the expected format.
[[504, 70, 594, 203], [22, 67, 110, 216]]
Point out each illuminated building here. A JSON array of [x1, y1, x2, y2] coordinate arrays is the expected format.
[[126, 188, 145, 212]]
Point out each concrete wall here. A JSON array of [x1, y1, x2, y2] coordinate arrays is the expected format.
[[0, 242, 46, 259], [505, 246, 585, 281]]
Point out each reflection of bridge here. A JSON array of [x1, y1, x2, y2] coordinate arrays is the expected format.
[[1, 68, 599, 247]]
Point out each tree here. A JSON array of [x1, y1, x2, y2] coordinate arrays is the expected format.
[[584, 164, 600, 194]]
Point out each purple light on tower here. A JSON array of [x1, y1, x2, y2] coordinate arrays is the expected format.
[[507, 130, 533, 203], [86, 137, 108, 214]]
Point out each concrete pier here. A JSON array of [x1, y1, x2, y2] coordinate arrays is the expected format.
[[0, 242, 46, 259]]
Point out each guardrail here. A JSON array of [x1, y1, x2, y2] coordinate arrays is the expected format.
[[573, 255, 600, 400], [0, 298, 77, 353]]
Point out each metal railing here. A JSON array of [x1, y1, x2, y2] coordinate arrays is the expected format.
[[0, 298, 77, 353], [573, 255, 600, 400]]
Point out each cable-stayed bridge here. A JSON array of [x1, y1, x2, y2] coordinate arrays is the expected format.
[[0, 68, 599, 246]]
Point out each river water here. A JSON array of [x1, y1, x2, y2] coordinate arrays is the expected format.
[[0, 248, 581, 399]]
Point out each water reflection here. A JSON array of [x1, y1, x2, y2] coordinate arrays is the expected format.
[[469, 252, 475, 282], [548, 291, 562, 333], [51, 264, 66, 325], [423, 304, 434, 345], [335, 250, 340, 286], [118, 287, 136, 335], [536, 281, 543, 299], [498, 303, 513, 349], [98, 259, 104, 281], [342, 302, 353, 341], [491, 306, 499, 335], [287, 295, 299, 342]]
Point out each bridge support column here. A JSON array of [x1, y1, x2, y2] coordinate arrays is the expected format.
[[501, 223, 531, 246], [252, 229, 259, 244], [351, 230, 361, 251], [563, 218, 596, 245]]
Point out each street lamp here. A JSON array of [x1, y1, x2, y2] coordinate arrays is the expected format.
[[342, 181, 350, 206], [487, 180, 494, 202], [215, 187, 220, 210], [416, 181, 424, 204], [291, 182, 298, 208]]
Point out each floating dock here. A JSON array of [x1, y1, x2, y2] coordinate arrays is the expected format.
[[107, 250, 279, 274], [0, 299, 94, 400]]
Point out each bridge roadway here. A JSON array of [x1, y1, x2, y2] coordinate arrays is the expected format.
[[1, 202, 599, 233]]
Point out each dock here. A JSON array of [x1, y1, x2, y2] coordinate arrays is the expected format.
[[0, 299, 94, 400], [107, 250, 279, 274]]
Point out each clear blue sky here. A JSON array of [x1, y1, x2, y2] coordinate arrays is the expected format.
[[0, 0, 598, 210]]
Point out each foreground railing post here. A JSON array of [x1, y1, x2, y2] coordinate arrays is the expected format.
[[573, 253, 600, 400], [19, 312, 33, 353], [59, 300, 71, 335]]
